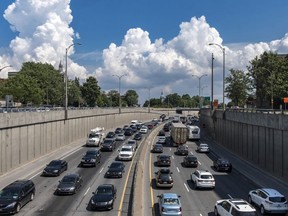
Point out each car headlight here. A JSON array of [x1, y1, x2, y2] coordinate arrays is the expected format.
[[53, 170, 58, 173], [6, 202, 17, 208], [107, 199, 113, 204], [106, 172, 110, 174], [91, 159, 96, 162], [91, 199, 95, 204], [69, 187, 75, 191]]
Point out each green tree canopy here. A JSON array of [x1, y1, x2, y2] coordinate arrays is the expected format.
[[81, 76, 101, 107]]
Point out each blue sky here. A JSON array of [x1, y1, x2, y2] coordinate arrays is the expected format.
[[0, 0, 288, 105]]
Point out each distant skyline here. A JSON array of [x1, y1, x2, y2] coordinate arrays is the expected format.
[[0, 0, 288, 105]]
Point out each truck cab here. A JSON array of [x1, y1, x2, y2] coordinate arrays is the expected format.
[[86, 127, 104, 147]]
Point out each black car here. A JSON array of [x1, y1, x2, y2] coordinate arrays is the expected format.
[[42, 159, 68, 176], [176, 144, 189, 156], [183, 155, 198, 167], [81, 150, 101, 167], [133, 132, 142, 140], [0, 179, 35, 214], [151, 143, 163, 153], [56, 173, 83, 195], [106, 131, 116, 139], [124, 128, 133, 136], [163, 123, 170, 132], [155, 168, 174, 188], [101, 138, 116, 151], [90, 184, 117, 211], [156, 154, 171, 166], [114, 127, 123, 134], [130, 125, 138, 133], [214, 158, 232, 172], [105, 161, 125, 178]]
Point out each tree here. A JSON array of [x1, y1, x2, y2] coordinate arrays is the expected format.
[[81, 76, 101, 107], [124, 90, 138, 107], [68, 78, 82, 107], [225, 69, 252, 107]]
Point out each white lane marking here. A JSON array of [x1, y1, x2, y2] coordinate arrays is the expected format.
[[171, 155, 174, 159], [176, 167, 180, 173], [169, 148, 172, 151], [184, 183, 190, 192], [29, 171, 43, 180], [99, 167, 104, 173], [84, 187, 90, 196], [228, 194, 233, 199], [200, 214, 203, 216], [190, 151, 194, 155], [198, 160, 201, 165], [60, 146, 83, 160]]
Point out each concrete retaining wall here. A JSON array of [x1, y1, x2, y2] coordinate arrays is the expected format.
[[201, 109, 288, 180], [0, 108, 170, 175]]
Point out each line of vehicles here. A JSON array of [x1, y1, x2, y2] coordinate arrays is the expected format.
[[150, 115, 288, 216]]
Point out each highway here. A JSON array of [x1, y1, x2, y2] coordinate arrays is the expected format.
[[1, 120, 288, 216]]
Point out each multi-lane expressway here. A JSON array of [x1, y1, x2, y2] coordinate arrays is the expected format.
[[0, 121, 287, 216]]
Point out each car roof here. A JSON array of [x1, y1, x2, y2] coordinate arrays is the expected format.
[[227, 199, 256, 212], [5, 179, 33, 189], [196, 170, 212, 175], [260, 188, 284, 197]]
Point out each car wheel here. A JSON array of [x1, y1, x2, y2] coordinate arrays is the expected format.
[[260, 205, 266, 215], [30, 193, 34, 201], [214, 207, 219, 216], [248, 195, 252, 204], [15, 203, 21, 213]]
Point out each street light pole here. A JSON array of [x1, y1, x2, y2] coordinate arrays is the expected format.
[[148, 88, 151, 113], [209, 43, 225, 110], [65, 43, 81, 120], [211, 53, 214, 109], [0, 65, 12, 72], [192, 74, 207, 108], [113, 74, 127, 114]]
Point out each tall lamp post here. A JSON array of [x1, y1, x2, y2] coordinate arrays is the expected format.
[[65, 43, 81, 120], [0, 65, 12, 72], [147, 88, 151, 113], [112, 73, 127, 114], [192, 74, 207, 108], [209, 43, 225, 110]]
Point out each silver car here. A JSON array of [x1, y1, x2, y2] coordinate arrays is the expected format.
[[115, 133, 125, 141], [157, 193, 182, 216], [197, 143, 209, 153]]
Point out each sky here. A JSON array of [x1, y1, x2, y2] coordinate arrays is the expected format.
[[0, 0, 288, 105]]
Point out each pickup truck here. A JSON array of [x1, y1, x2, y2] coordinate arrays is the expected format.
[[86, 127, 104, 147]]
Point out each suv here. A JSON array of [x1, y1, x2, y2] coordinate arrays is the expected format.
[[118, 145, 134, 161], [248, 188, 288, 215], [176, 144, 189, 155], [214, 198, 257, 216], [101, 138, 116, 151], [0, 179, 35, 214], [191, 170, 215, 189], [127, 139, 138, 149], [81, 149, 101, 167]]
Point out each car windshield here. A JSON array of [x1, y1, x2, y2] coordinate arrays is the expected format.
[[89, 133, 100, 138], [61, 176, 76, 183], [201, 174, 213, 179], [121, 148, 132, 152], [154, 144, 162, 148], [187, 156, 196, 161], [110, 163, 122, 168], [103, 140, 113, 144], [86, 151, 96, 156], [163, 198, 179, 205], [269, 196, 286, 202], [200, 144, 208, 147], [96, 187, 113, 195], [0, 188, 19, 199], [48, 160, 61, 166]]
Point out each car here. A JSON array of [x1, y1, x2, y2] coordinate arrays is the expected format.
[[123, 125, 130, 131], [147, 124, 154, 129], [133, 132, 142, 140], [115, 127, 124, 134], [156, 154, 171, 167], [214, 198, 257, 216], [197, 143, 210, 153], [157, 134, 166, 144], [190, 170, 215, 189], [248, 188, 288, 215], [155, 169, 174, 188], [140, 125, 148, 134], [101, 138, 116, 151], [42, 159, 68, 176], [127, 139, 138, 149], [136, 123, 143, 130], [56, 173, 83, 195], [105, 161, 125, 178], [157, 193, 182, 216], [90, 184, 117, 211], [151, 143, 163, 153], [80, 149, 101, 167], [163, 123, 170, 132], [0, 179, 35, 214], [124, 128, 134, 136], [183, 155, 198, 167], [213, 158, 232, 172], [176, 144, 189, 155], [106, 131, 116, 139], [130, 125, 138, 133], [118, 145, 134, 161], [86, 130, 103, 147], [115, 133, 126, 141]]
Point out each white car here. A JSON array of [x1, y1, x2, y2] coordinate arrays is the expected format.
[[190, 170, 215, 189], [214, 198, 257, 216], [115, 133, 125, 141], [118, 145, 134, 161], [127, 139, 138, 149], [197, 143, 209, 153], [248, 188, 288, 215], [140, 126, 148, 134]]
